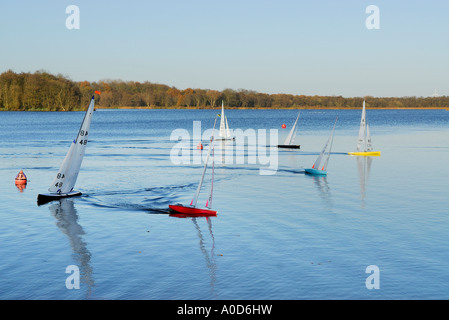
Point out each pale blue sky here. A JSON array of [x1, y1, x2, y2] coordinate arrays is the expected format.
[[1, 0, 448, 97]]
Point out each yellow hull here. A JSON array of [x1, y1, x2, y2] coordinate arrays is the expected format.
[[348, 151, 381, 156]]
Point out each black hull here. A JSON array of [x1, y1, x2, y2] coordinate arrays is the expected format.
[[277, 145, 300, 149], [216, 138, 235, 141], [37, 191, 82, 205]]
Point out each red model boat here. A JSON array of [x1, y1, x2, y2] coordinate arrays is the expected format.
[[169, 115, 219, 218], [169, 204, 217, 217]]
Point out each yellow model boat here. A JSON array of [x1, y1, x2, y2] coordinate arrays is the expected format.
[[348, 151, 381, 156]]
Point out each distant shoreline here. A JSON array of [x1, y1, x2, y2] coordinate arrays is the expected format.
[[2, 70, 448, 111], [2, 106, 447, 112], [94, 106, 448, 110]]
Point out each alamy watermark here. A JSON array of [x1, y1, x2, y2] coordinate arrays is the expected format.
[[65, 5, 380, 31], [366, 5, 380, 30], [65, 265, 80, 289], [170, 121, 278, 175], [66, 5, 80, 30], [365, 265, 380, 289]]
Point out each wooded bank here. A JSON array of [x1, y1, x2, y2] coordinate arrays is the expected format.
[[1, 70, 447, 111]]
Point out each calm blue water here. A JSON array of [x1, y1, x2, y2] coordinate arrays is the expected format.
[[0, 108, 448, 300]]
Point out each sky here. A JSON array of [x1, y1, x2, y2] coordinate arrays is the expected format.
[[0, 0, 448, 97]]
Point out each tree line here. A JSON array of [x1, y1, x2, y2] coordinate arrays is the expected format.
[[0, 70, 448, 111]]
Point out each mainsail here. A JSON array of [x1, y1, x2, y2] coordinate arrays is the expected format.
[[312, 117, 338, 171], [48, 96, 95, 194], [356, 100, 373, 152], [348, 99, 380, 156], [283, 111, 300, 145], [219, 101, 232, 140], [322, 117, 338, 171], [205, 140, 215, 209], [191, 116, 218, 208]]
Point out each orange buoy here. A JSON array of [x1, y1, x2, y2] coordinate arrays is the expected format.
[[282, 124, 286, 129], [15, 170, 27, 185], [197, 142, 203, 150]]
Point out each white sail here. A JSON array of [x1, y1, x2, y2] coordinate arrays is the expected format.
[[356, 100, 367, 152], [191, 141, 212, 207], [312, 135, 331, 170], [312, 139, 329, 170], [355, 100, 376, 152], [219, 101, 232, 140], [206, 140, 215, 209], [225, 115, 231, 139], [365, 124, 373, 151], [283, 111, 300, 145], [322, 117, 338, 171], [312, 117, 338, 171], [48, 96, 95, 194], [192, 116, 218, 208], [219, 101, 226, 139]]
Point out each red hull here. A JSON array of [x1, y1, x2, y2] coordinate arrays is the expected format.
[[169, 204, 217, 217]]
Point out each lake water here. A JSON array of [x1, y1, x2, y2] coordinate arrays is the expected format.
[[0, 108, 448, 300]]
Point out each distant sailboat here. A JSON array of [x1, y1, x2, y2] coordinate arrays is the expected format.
[[305, 117, 338, 176], [217, 101, 234, 141], [169, 116, 218, 217], [278, 111, 301, 149], [37, 94, 98, 205], [348, 100, 381, 156]]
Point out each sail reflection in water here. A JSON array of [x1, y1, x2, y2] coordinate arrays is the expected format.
[[356, 156, 373, 208], [49, 199, 94, 297], [193, 218, 217, 297], [308, 175, 333, 210], [173, 216, 217, 297]]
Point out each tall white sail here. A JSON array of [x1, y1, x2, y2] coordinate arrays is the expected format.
[[348, 100, 380, 156], [192, 116, 217, 208], [322, 117, 338, 171], [312, 117, 338, 171], [311, 139, 329, 170], [219, 101, 232, 140], [283, 111, 300, 145], [312, 130, 330, 170], [356, 100, 367, 152], [48, 96, 95, 194], [219, 101, 226, 139], [206, 141, 215, 209]]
